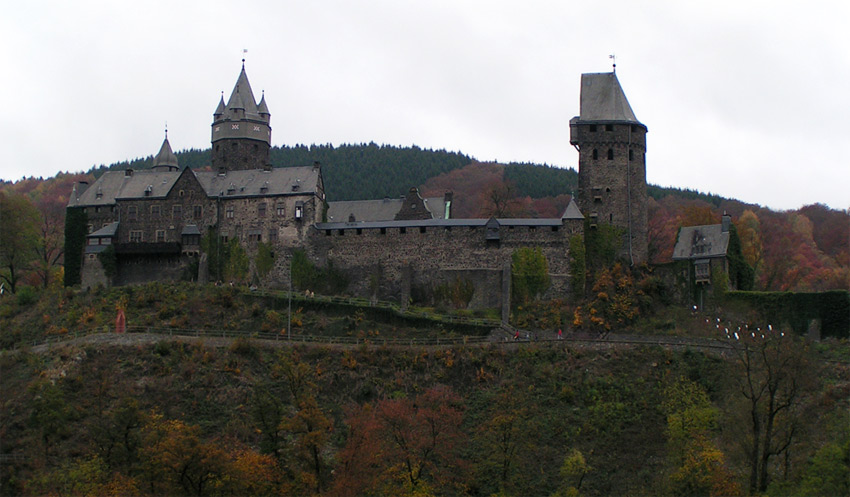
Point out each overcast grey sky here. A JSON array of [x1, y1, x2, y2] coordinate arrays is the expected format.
[[2, 0, 848, 211]]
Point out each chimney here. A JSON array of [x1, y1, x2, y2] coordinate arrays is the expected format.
[[124, 169, 134, 177], [721, 212, 731, 233]]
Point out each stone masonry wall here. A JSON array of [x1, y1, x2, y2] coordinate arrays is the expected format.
[[307, 220, 582, 307]]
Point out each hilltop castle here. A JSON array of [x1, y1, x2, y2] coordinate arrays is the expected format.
[[68, 64, 647, 315]]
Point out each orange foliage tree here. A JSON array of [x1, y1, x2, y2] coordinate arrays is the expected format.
[[332, 385, 467, 496]]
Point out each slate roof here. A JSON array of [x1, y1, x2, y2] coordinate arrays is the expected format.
[[315, 217, 565, 231], [226, 65, 261, 117], [578, 72, 640, 123], [672, 224, 730, 260], [68, 169, 182, 206], [560, 197, 584, 220], [326, 196, 449, 222], [153, 137, 179, 169], [195, 166, 321, 198], [88, 222, 119, 237]]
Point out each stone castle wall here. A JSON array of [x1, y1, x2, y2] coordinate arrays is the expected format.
[[306, 219, 582, 307]]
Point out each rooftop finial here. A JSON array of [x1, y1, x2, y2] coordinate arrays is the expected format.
[[164, 121, 168, 139], [242, 48, 247, 68], [609, 53, 616, 73]]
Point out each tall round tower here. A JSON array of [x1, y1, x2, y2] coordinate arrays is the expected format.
[[569, 72, 648, 265], [211, 62, 272, 172]]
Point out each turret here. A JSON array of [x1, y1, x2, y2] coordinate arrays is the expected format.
[[570, 71, 648, 264], [211, 62, 272, 172], [152, 131, 179, 172]]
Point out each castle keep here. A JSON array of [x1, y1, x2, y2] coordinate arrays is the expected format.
[[68, 64, 647, 313]]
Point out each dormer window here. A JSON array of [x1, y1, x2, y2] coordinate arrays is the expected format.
[[144, 185, 153, 196], [95, 188, 103, 199], [292, 184, 300, 192]]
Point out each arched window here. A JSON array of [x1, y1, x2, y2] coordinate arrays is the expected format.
[[607, 149, 614, 160]]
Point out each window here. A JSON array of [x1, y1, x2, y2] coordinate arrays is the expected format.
[[551, 226, 559, 232], [399, 227, 407, 234], [173, 205, 182, 218], [694, 262, 710, 282], [156, 230, 166, 242], [226, 206, 234, 219], [179, 190, 185, 197], [276, 204, 285, 216], [294, 204, 303, 219], [607, 149, 614, 160], [605, 124, 613, 131], [129, 230, 143, 243], [127, 206, 137, 221], [380, 228, 386, 235], [193, 205, 202, 219], [87, 224, 93, 233], [589, 125, 597, 132], [269, 229, 278, 242], [419, 226, 426, 233], [592, 149, 598, 160], [151, 205, 160, 217], [258, 203, 266, 217], [629, 149, 634, 161]]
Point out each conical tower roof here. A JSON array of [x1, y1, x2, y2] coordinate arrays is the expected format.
[[226, 65, 258, 113], [257, 92, 269, 115], [214, 95, 226, 116], [561, 196, 583, 220], [153, 136, 179, 169]]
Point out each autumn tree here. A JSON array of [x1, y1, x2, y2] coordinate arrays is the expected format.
[[0, 192, 40, 293], [661, 377, 739, 496], [273, 351, 333, 494], [736, 210, 763, 274], [139, 413, 228, 496], [472, 385, 537, 495], [726, 328, 813, 494], [333, 385, 467, 496]]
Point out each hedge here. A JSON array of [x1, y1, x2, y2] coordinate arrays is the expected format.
[[725, 290, 850, 338]]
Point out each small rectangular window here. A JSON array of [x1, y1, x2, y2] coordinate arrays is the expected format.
[[193, 205, 203, 219], [605, 124, 613, 131], [172, 205, 182, 218], [419, 226, 426, 233], [276, 204, 285, 216], [151, 205, 161, 217], [127, 206, 137, 221], [156, 230, 166, 242], [399, 227, 407, 234], [226, 206, 234, 219], [129, 230, 143, 243], [258, 203, 266, 217]]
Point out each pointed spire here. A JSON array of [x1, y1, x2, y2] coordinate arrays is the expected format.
[[225, 64, 257, 113], [561, 196, 583, 220], [214, 92, 225, 117], [153, 132, 179, 169], [257, 90, 270, 116]]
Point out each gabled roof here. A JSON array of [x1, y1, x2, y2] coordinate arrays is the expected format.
[[326, 196, 449, 222], [578, 72, 640, 123], [672, 224, 730, 260], [195, 166, 321, 198], [153, 137, 179, 169]]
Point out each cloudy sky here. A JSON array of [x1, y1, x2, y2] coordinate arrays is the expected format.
[[2, 0, 848, 211]]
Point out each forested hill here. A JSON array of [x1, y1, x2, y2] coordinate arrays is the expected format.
[[90, 143, 473, 202], [89, 142, 726, 206]]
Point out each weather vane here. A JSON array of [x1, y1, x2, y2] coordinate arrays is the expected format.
[[242, 48, 248, 67], [609, 54, 616, 73]]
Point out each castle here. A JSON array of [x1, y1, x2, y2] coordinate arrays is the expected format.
[[68, 63, 647, 317]]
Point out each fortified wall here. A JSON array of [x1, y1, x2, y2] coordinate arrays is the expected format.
[[307, 215, 583, 309]]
